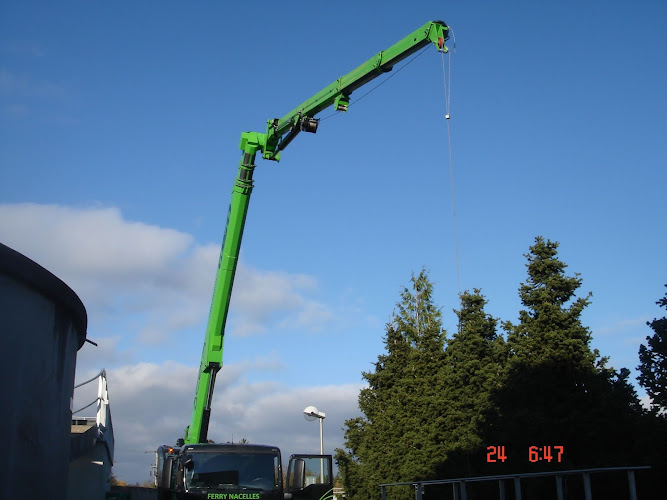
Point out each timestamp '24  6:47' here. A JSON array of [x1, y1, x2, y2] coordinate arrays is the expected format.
[[487, 445, 564, 463]]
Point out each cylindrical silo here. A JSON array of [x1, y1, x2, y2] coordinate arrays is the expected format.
[[0, 242, 87, 500]]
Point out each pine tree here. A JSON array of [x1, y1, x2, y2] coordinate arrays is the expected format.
[[638, 285, 667, 413], [496, 237, 642, 470], [396, 271, 448, 482], [438, 289, 506, 477], [498, 237, 597, 466], [335, 270, 448, 500], [506, 236, 595, 369]]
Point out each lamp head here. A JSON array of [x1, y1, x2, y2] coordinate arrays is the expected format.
[[303, 406, 325, 420]]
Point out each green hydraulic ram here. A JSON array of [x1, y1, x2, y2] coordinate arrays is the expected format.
[[183, 20, 449, 444]]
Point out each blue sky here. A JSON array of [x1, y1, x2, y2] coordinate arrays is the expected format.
[[1, 0, 665, 485]]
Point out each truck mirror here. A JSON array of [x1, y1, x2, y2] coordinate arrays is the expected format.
[[184, 456, 194, 470], [292, 458, 305, 489]]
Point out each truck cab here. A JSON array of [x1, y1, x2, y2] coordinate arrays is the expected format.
[[157, 443, 332, 500]]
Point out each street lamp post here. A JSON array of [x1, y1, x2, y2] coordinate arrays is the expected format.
[[303, 406, 325, 482]]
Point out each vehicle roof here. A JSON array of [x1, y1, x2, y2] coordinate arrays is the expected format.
[[182, 443, 280, 454]]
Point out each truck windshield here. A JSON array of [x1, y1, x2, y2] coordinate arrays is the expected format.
[[185, 451, 281, 492]]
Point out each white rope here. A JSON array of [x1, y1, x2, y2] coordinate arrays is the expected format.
[[441, 50, 461, 298]]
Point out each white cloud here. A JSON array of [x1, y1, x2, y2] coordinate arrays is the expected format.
[[74, 359, 363, 484], [595, 316, 650, 337], [0, 203, 192, 279], [640, 394, 652, 411], [1, 203, 359, 484], [0, 203, 333, 342], [230, 264, 332, 336], [75, 336, 134, 377]]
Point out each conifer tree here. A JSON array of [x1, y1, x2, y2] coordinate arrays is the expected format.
[[439, 290, 506, 476], [497, 237, 596, 466], [506, 236, 595, 369], [335, 270, 447, 500], [496, 237, 642, 469], [395, 271, 448, 482], [638, 285, 667, 413]]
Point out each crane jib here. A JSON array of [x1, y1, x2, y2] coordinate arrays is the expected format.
[[182, 19, 449, 446]]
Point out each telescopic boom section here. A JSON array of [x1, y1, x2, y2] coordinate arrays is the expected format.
[[183, 136, 261, 444], [183, 20, 448, 444], [263, 20, 449, 160]]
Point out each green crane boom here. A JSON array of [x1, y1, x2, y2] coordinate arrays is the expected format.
[[183, 20, 449, 445]]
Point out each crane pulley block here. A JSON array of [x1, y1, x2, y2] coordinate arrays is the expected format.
[[334, 94, 350, 112]]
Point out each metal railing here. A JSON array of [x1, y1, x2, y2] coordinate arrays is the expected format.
[[379, 466, 651, 500], [73, 368, 115, 462]]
